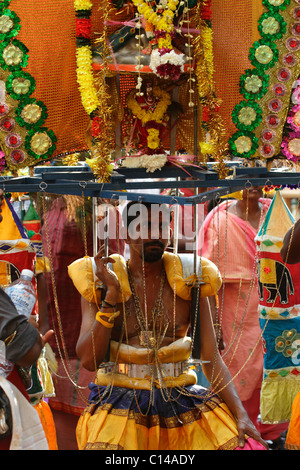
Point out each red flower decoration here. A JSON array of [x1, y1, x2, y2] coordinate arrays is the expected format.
[[76, 18, 92, 39], [202, 106, 210, 121], [200, 0, 212, 20], [91, 116, 103, 138], [263, 266, 271, 274]]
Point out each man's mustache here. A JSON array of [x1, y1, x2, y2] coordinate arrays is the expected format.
[[143, 241, 165, 250]]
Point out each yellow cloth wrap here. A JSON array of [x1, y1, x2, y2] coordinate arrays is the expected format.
[[76, 397, 241, 451], [34, 400, 58, 450], [260, 374, 300, 423], [109, 337, 192, 364], [76, 338, 245, 450], [68, 253, 222, 304], [97, 337, 196, 390], [286, 390, 300, 450], [35, 256, 51, 275]]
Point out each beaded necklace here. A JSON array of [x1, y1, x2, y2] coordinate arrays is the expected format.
[[127, 261, 168, 349]]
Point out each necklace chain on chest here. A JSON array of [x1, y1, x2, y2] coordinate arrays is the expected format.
[[127, 261, 168, 348]]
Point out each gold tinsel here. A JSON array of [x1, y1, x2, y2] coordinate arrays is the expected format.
[[193, 0, 229, 178], [86, 0, 114, 183]]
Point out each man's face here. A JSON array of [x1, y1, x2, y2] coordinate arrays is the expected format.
[[126, 204, 172, 262]]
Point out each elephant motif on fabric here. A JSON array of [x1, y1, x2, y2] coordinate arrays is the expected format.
[[257, 258, 294, 305]]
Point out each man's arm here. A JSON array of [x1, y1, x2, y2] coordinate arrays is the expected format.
[[76, 255, 120, 370], [281, 218, 300, 264], [0, 288, 53, 367]]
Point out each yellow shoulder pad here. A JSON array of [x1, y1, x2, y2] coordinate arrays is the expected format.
[[199, 257, 222, 297], [68, 254, 132, 305], [163, 252, 222, 300]]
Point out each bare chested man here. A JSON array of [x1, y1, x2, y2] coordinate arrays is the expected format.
[[74, 201, 267, 450]]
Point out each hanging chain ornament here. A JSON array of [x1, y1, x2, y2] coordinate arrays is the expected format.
[[41, 192, 89, 398]]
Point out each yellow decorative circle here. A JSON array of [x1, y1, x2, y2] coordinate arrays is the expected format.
[[12, 77, 31, 95], [238, 107, 257, 125], [234, 135, 252, 154], [255, 45, 273, 64], [261, 17, 280, 35], [0, 15, 13, 34], [269, 0, 285, 5], [21, 103, 42, 123], [3, 44, 22, 66], [30, 132, 52, 155], [245, 75, 263, 93]]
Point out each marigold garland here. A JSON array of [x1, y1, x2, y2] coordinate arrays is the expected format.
[[126, 86, 171, 152], [75, 45, 100, 115], [131, 0, 185, 80], [126, 87, 171, 125], [193, 0, 229, 177], [74, 0, 113, 182]]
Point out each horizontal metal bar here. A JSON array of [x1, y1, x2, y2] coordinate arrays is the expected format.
[[0, 170, 299, 204]]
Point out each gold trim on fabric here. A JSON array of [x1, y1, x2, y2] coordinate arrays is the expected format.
[[89, 395, 224, 429], [85, 442, 124, 450]]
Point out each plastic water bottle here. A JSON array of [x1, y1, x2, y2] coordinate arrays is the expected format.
[[5, 269, 36, 318]]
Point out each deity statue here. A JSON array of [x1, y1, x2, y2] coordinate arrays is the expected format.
[[122, 80, 172, 171]]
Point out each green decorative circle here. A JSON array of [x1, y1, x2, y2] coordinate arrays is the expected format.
[[249, 39, 279, 71], [240, 69, 269, 100], [262, 0, 290, 12], [15, 98, 47, 129], [258, 12, 286, 40], [0, 1, 12, 12], [0, 9, 21, 40], [0, 38, 28, 71], [25, 127, 57, 160], [232, 100, 263, 131], [229, 130, 259, 159], [6, 70, 36, 100]]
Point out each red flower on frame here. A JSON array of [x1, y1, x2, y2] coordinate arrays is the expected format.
[[200, 0, 212, 20], [91, 116, 103, 138], [202, 106, 210, 121], [76, 18, 92, 39]]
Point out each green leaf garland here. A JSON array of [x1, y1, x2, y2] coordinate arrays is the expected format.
[[0, 1, 12, 12], [262, 0, 290, 12], [229, 130, 259, 159], [249, 38, 279, 71], [0, 9, 21, 40], [15, 97, 47, 130], [239, 69, 269, 100], [6, 70, 36, 100], [258, 11, 286, 41], [25, 128, 57, 160], [0, 38, 28, 71], [232, 100, 263, 131]]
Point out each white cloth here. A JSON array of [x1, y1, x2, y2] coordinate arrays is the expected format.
[[0, 375, 49, 450]]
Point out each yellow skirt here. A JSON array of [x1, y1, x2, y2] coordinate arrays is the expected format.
[[76, 382, 259, 450]]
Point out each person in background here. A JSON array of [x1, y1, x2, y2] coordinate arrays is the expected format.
[[200, 186, 288, 449], [0, 188, 54, 449]]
